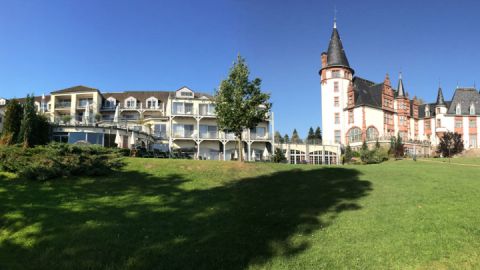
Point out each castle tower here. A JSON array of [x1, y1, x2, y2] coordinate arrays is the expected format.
[[319, 20, 354, 145]]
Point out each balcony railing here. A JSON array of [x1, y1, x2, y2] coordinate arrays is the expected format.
[[173, 131, 195, 139], [55, 102, 71, 108], [200, 131, 218, 139]]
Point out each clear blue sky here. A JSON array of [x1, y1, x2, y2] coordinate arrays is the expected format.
[[1, 0, 480, 137]]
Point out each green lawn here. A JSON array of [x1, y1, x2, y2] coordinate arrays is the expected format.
[[1, 158, 480, 269]]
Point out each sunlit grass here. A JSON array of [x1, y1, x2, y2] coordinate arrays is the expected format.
[[1, 158, 480, 269]]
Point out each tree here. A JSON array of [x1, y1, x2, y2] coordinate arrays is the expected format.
[[1, 99, 23, 145], [32, 114, 51, 146], [291, 129, 301, 144], [284, 134, 290, 143], [314, 126, 322, 144], [437, 132, 464, 157], [18, 95, 37, 148], [395, 133, 404, 158], [61, 115, 72, 124], [360, 140, 369, 162], [307, 127, 315, 143], [272, 148, 287, 163], [214, 55, 271, 161], [375, 139, 381, 149], [344, 144, 353, 163], [274, 131, 283, 143]]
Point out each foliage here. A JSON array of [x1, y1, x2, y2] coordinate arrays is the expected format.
[[95, 113, 102, 122], [389, 134, 405, 158], [32, 114, 51, 146], [214, 55, 271, 161], [437, 132, 464, 157], [274, 131, 284, 143], [291, 129, 302, 144], [284, 134, 290, 143], [314, 126, 322, 142], [62, 115, 72, 124], [375, 139, 380, 149], [344, 144, 353, 163], [18, 95, 38, 147], [272, 148, 287, 163], [1, 99, 23, 144], [360, 140, 369, 162], [0, 143, 124, 181]]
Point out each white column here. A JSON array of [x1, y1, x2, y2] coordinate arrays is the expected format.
[[223, 142, 226, 161]]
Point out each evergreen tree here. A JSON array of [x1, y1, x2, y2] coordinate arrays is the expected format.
[[307, 127, 315, 143], [1, 99, 23, 145], [360, 140, 369, 162], [291, 129, 301, 144], [32, 114, 51, 146], [395, 133, 405, 158], [314, 126, 322, 144], [284, 134, 290, 143], [214, 55, 271, 161], [344, 144, 353, 163], [272, 148, 287, 163], [19, 94, 36, 147], [274, 131, 284, 143]]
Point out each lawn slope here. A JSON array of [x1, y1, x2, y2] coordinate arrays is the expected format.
[[1, 158, 480, 269]]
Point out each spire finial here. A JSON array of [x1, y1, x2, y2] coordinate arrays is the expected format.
[[399, 71, 402, 80], [333, 6, 337, 28]]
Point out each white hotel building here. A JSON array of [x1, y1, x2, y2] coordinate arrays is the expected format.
[[0, 86, 274, 161], [320, 22, 480, 152]]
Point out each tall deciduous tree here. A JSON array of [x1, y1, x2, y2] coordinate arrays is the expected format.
[[214, 55, 271, 161], [1, 99, 23, 145]]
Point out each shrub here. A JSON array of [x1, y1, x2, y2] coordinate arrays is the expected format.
[[272, 148, 287, 163], [437, 132, 464, 157], [0, 143, 125, 181]]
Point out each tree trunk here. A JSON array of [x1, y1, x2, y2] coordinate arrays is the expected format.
[[237, 134, 242, 162]]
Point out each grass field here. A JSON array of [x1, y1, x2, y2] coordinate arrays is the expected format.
[[1, 158, 480, 269]]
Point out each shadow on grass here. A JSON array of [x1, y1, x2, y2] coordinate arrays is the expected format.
[[0, 166, 371, 270]]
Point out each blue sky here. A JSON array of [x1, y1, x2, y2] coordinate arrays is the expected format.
[[1, 0, 480, 137]]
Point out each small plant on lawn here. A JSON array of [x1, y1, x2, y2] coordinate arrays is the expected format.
[[272, 148, 287, 163]]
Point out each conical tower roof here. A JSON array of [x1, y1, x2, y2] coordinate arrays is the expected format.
[[436, 87, 445, 106], [397, 73, 405, 97], [322, 22, 354, 74]]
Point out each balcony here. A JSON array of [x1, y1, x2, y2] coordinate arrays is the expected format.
[[55, 102, 71, 109], [173, 130, 195, 139], [251, 133, 270, 140], [200, 131, 218, 139]]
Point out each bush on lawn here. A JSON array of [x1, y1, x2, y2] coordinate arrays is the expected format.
[[0, 143, 125, 181]]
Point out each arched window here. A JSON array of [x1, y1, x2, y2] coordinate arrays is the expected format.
[[347, 127, 362, 143], [456, 103, 461, 115], [366, 127, 379, 141], [470, 103, 475, 115]]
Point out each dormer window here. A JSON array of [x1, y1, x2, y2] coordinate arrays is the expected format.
[[104, 97, 116, 108], [181, 92, 193, 97], [470, 103, 475, 115], [146, 97, 158, 109], [125, 97, 137, 109], [456, 103, 461, 115], [425, 105, 430, 117]]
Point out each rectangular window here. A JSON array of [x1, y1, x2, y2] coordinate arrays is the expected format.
[[199, 104, 215, 116], [180, 91, 193, 97], [154, 124, 167, 138], [455, 119, 463, 128], [437, 119, 441, 127], [425, 120, 431, 129], [470, 119, 477, 128], [348, 111, 354, 124], [470, 135, 477, 148], [334, 113, 340, 124], [334, 130, 341, 143], [200, 125, 218, 139], [331, 70, 341, 78], [334, 97, 339, 107], [334, 81, 339, 92]]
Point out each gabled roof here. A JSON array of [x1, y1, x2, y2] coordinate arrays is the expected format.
[[446, 88, 480, 115], [51, 85, 99, 94]]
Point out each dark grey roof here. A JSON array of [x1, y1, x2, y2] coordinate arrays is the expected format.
[[446, 88, 480, 115], [397, 77, 405, 97], [51, 85, 100, 94], [418, 103, 436, 118], [353, 77, 383, 108], [323, 26, 353, 73], [436, 87, 445, 105]]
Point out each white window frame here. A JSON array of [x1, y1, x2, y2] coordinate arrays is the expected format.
[[146, 97, 158, 109], [125, 97, 137, 109]]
